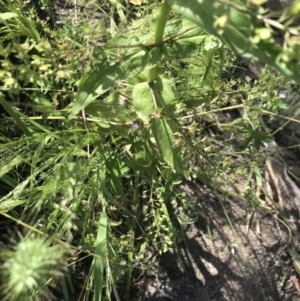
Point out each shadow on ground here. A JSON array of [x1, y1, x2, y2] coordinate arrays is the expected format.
[[139, 179, 299, 301]]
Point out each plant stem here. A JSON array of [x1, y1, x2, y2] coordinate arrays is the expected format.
[[154, 0, 171, 46], [147, 0, 171, 83]]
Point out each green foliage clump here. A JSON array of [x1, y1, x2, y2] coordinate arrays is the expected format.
[[1, 0, 300, 300], [1, 236, 68, 301]]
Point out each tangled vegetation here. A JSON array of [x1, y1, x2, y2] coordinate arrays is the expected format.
[[1, 0, 300, 300]]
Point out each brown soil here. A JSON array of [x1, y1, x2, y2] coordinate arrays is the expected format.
[[135, 173, 300, 301]]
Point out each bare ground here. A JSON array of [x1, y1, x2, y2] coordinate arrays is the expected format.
[[135, 160, 300, 301]]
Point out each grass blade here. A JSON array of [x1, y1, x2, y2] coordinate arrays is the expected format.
[[0, 93, 32, 136], [94, 209, 107, 301]]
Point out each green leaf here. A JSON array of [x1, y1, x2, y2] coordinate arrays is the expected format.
[[153, 76, 176, 107], [132, 82, 154, 122], [109, 35, 140, 46], [237, 125, 273, 150], [0, 174, 18, 188], [71, 48, 150, 117], [60, 275, 74, 301], [177, 215, 198, 225], [33, 94, 56, 113], [94, 210, 107, 301], [131, 143, 153, 167], [148, 47, 163, 67], [167, 0, 300, 83], [163, 18, 188, 37], [99, 182, 144, 234], [0, 12, 17, 21], [163, 26, 221, 58], [255, 166, 263, 186], [125, 140, 155, 171], [183, 97, 209, 108], [85, 91, 136, 124], [18, 15, 41, 40], [122, 48, 157, 79], [151, 118, 189, 178], [57, 159, 88, 181]]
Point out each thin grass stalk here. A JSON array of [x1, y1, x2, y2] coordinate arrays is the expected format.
[[125, 170, 139, 301], [217, 195, 236, 237]]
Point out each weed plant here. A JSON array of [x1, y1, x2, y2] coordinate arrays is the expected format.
[[1, 0, 300, 300]]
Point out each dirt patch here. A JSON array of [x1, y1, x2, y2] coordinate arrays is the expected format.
[[134, 174, 300, 301]]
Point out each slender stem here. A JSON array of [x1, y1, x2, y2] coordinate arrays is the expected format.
[[125, 170, 139, 301], [92, 25, 198, 51]]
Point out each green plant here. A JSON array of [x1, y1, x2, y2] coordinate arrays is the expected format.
[[1, 0, 300, 300], [1, 236, 68, 301]]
